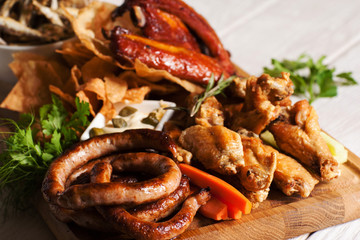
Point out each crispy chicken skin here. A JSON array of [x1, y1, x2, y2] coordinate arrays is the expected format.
[[263, 145, 319, 197], [230, 72, 293, 134], [179, 125, 244, 175], [269, 100, 340, 181], [236, 130, 277, 192], [194, 96, 224, 127]]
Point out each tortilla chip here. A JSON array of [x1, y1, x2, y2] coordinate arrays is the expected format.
[[65, 2, 127, 69], [1, 58, 68, 112], [49, 85, 76, 108], [122, 86, 151, 103], [99, 98, 117, 121], [134, 59, 204, 94], [118, 71, 180, 94], [104, 74, 128, 103], [57, 38, 94, 67], [79, 78, 106, 100], [76, 90, 100, 117], [62, 65, 82, 95], [81, 57, 118, 83]]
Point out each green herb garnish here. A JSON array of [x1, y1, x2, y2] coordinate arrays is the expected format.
[[264, 54, 357, 104], [0, 95, 90, 211], [190, 74, 236, 117]]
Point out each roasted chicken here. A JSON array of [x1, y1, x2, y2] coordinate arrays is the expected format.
[[236, 129, 276, 200], [263, 145, 319, 197], [193, 96, 225, 127], [179, 125, 244, 175], [269, 100, 340, 181], [230, 72, 293, 134]]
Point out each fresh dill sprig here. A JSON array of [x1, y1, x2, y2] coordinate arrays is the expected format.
[[190, 74, 236, 117]]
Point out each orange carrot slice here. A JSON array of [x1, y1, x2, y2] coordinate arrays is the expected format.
[[227, 205, 242, 219], [199, 196, 229, 220], [179, 163, 252, 215]]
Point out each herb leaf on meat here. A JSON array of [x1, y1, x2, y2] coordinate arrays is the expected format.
[[263, 54, 357, 103], [190, 74, 236, 117]]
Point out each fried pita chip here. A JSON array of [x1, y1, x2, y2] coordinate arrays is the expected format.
[[81, 57, 118, 83], [79, 77, 105, 100], [62, 65, 82, 95], [49, 85, 76, 108], [76, 90, 100, 117], [57, 38, 95, 67], [64, 2, 128, 69], [99, 98, 117, 121], [1, 56, 69, 112], [104, 74, 128, 103], [118, 71, 180, 94], [122, 86, 151, 103]]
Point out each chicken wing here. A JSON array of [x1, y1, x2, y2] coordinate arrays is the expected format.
[[179, 125, 244, 175], [263, 145, 319, 197], [269, 100, 340, 181], [193, 96, 225, 127], [230, 72, 293, 134], [236, 129, 277, 192]]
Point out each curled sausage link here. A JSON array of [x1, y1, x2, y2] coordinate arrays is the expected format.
[[91, 162, 210, 240], [90, 161, 191, 222], [42, 129, 178, 209], [58, 152, 181, 209], [97, 189, 210, 240]]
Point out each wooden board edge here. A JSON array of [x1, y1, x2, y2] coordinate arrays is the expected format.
[[178, 183, 360, 240]]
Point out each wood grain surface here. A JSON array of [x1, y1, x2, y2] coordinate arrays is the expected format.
[[35, 149, 360, 240], [1, 0, 360, 239]]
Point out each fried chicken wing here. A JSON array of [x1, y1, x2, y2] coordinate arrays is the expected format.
[[230, 72, 293, 134], [110, 27, 228, 84], [179, 125, 244, 175], [193, 96, 224, 127], [236, 130, 277, 192], [269, 100, 340, 181], [263, 145, 319, 197]]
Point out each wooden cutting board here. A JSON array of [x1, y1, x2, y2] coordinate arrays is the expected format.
[[35, 148, 360, 240]]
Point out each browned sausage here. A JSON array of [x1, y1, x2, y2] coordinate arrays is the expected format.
[[57, 152, 181, 209], [97, 189, 211, 240], [90, 161, 192, 222], [42, 129, 179, 209]]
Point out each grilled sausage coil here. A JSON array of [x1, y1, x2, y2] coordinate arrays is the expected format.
[[42, 129, 208, 239]]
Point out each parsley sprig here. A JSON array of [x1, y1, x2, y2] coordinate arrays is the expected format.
[[264, 54, 357, 103], [0, 95, 90, 211], [190, 74, 236, 117]]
